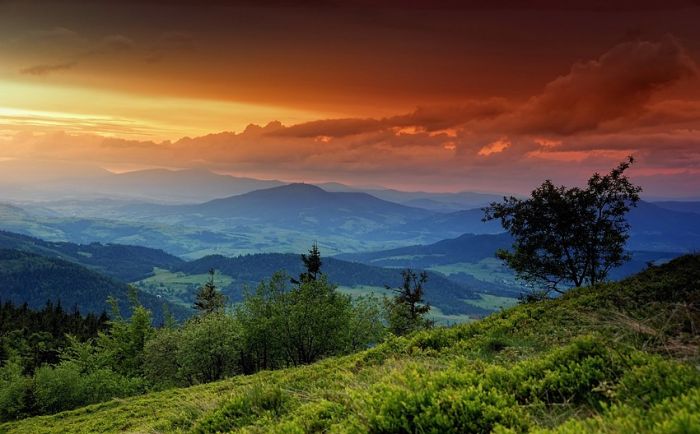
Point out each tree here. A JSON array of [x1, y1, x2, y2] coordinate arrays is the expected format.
[[194, 268, 226, 315], [98, 290, 154, 377], [281, 275, 353, 365], [384, 269, 432, 335], [235, 272, 288, 373], [292, 242, 323, 284], [483, 157, 642, 297], [175, 313, 240, 385], [344, 295, 386, 352]]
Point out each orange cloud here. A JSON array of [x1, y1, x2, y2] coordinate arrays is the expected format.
[[478, 137, 511, 156], [1, 38, 700, 195]]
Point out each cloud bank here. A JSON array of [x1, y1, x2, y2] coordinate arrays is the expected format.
[[2, 39, 700, 196]]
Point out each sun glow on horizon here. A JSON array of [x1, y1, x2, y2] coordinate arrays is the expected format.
[[0, 79, 333, 141]]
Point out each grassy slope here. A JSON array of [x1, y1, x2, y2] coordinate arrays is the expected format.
[[3, 255, 699, 434]]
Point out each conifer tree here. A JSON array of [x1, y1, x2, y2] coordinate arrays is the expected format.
[[384, 269, 433, 335], [193, 268, 227, 315], [292, 242, 323, 284]]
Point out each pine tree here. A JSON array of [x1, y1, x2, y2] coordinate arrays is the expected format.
[[384, 269, 433, 336], [292, 242, 323, 284], [193, 268, 227, 315]]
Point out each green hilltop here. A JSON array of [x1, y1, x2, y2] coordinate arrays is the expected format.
[[2, 254, 699, 433]]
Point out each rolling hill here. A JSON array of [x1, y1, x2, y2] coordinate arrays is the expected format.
[[626, 201, 700, 251], [337, 232, 683, 298], [3, 192, 700, 261], [0, 249, 189, 322], [337, 232, 513, 267], [319, 183, 506, 212], [0, 230, 183, 281], [168, 253, 488, 316], [0, 160, 284, 203]]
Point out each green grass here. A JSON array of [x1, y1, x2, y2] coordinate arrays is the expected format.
[[3, 255, 699, 433]]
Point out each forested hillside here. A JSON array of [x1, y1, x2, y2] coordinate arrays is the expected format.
[[3, 254, 697, 433], [0, 249, 189, 321], [172, 253, 488, 316], [0, 230, 183, 281]]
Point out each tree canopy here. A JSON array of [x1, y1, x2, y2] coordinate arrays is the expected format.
[[483, 157, 642, 297]]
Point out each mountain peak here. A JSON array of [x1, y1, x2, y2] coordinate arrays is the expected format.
[[242, 183, 329, 198], [279, 183, 327, 193]]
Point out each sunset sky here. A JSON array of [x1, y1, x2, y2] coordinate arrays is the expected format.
[[1, 0, 700, 196]]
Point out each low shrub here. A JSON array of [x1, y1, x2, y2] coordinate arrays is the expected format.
[[193, 384, 290, 433]]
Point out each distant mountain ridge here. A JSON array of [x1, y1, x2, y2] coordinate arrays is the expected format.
[[652, 201, 700, 215], [319, 182, 506, 212], [0, 161, 284, 203], [120, 183, 434, 238]]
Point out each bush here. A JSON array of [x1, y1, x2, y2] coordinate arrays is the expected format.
[[33, 361, 145, 415], [33, 362, 84, 414], [193, 384, 290, 433], [275, 399, 346, 433], [176, 313, 241, 385], [352, 367, 530, 433], [0, 358, 32, 421], [616, 353, 700, 407], [143, 327, 182, 388], [504, 336, 624, 407], [539, 387, 700, 434]]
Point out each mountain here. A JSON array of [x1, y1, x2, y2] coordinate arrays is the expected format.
[[376, 201, 700, 251], [87, 168, 284, 203], [170, 253, 487, 316], [0, 230, 183, 281], [0, 160, 284, 203], [626, 201, 700, 252], [653, 200, 700, 215], [0, 249, 189, 321], [4, 194, 700, 260], [405, 208, 504, 236], [7, 254, 698, 433], [336, 232, 682, 298], [337, 232, 513, 267], [319, 182, 506, 212], [123, 183, 434, 237]]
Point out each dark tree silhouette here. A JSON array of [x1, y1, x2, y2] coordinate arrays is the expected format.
[[292, 242, 323, 284], [483, 157, 642, 297]]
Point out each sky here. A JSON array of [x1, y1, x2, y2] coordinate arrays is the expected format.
[[1, 0, 699, 196]]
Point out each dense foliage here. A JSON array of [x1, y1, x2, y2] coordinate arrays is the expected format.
[[0, 249, 389, 423], [2, 253, 697, 433], [0, 300, 108, 373]]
